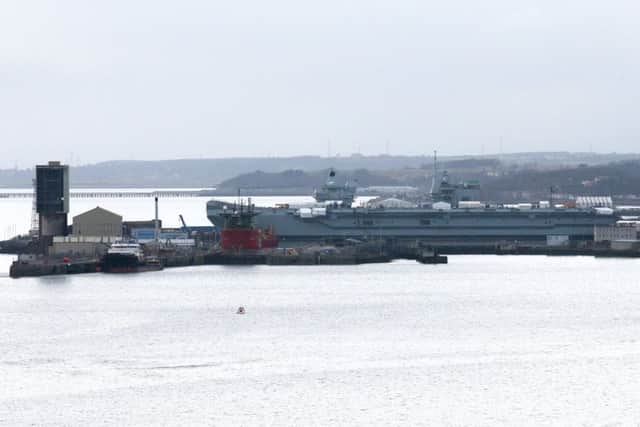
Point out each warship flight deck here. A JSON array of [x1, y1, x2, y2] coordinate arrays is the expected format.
[[207, 169, 620, 248]]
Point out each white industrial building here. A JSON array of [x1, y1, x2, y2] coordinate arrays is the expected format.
[[594, 223, 639, 242], [576, 196, 613, 209]]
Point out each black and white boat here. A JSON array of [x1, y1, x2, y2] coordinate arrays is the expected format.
[[102, 241, 163, 273]]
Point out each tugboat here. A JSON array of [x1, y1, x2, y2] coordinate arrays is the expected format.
[[102, 240, 164, 273], [219, 199, 278, 251]]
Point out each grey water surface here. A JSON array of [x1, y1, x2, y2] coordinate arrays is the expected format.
[[1, 255, 639, 425]]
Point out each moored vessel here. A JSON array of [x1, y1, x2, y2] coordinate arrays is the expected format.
[[207, 170, 619, 248], [102, 241, 164, 273], [218, 199, 278, 251]]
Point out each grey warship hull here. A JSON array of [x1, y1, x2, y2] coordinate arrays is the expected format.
[[207, 200, 617, 247]]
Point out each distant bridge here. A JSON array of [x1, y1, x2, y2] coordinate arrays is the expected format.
[[0, 190, 209, 199]]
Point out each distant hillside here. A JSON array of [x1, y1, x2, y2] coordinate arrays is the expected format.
[[218, 169, 400, 191], [0, 169, 33, 188], [217, 159, 640, 202], [0, 152, 638, 188], [1, 155, 436, 188], [481, 160, 640, 201]]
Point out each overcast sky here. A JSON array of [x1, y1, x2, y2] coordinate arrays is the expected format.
[[1, 0, 639, 168]]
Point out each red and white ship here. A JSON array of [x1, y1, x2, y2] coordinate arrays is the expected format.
[[218, 200, 278, 251]]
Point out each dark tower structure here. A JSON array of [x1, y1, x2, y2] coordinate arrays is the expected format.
[[36, 161, 69, 239]]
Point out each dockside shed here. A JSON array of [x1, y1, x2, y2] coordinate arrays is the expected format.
[[72, 206, 123, 237]]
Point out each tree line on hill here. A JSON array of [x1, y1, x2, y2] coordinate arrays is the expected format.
[[0, 153, 638, 200], [217, 160, 640, 201]]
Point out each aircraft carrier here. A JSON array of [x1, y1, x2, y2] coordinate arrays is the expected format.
[[206, 169, 618, 248]]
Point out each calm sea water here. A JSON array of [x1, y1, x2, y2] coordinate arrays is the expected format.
[[1, 194, 640, 425]]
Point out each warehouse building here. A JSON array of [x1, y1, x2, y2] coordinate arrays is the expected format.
[[72, 206, 122, 237], [49, 207, 123, 258]]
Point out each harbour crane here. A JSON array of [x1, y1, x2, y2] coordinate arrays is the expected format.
[[179, 214, 190, 235]]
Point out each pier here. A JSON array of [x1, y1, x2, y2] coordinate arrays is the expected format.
[[8, 243, 449, 278]]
